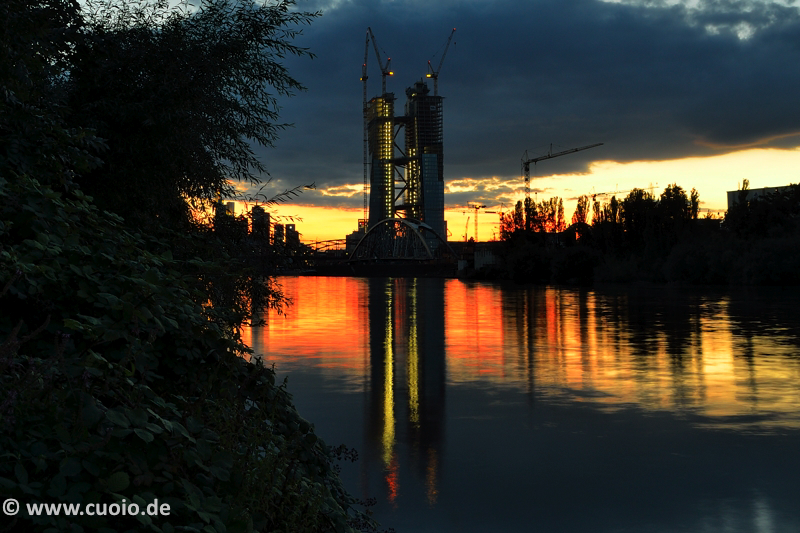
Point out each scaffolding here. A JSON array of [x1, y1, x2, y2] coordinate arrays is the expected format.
[[402, 81, 444, 245], [364, 81, 445, 243]]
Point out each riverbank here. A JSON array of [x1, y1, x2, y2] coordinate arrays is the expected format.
[[483, 221, 800, 286], [0, 177, 374, 533]]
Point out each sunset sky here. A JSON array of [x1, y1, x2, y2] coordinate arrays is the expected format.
[[231, 0, 800, 242]]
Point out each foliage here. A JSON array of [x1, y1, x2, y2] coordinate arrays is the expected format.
[[593, 195, 621, 226], [1, 2, 379, 532], [589, 184, 696, 252], [497, 179, 800, 286], [0, 176, 374, 533], [724, 183, 800, 238], [620, 188, 656, 250], [661, 233, 800, 285], [659, 184, 691, 221], [550, 245, 600, 285], [539, 197, 566, 233], [656, 183, 692, 246], [571, 195, 590, 226], [0, 0, 104, 190], [499, 200, 526, 239], [690, 188, 700, 220], [66, 0, 319, 228], [497, 184, 733, 284], [500, 196, 566, 238], [502, 236, 553, 285]]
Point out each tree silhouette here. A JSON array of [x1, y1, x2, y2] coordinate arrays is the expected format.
[[572, 195, 590, 226], [621, 188, 656, 249], [67, 0, 319, 228]]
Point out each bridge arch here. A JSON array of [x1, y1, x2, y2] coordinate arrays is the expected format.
[[348, 218, 454, 263]]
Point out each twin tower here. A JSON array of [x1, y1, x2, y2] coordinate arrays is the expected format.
[[367, 80, 446, 242]]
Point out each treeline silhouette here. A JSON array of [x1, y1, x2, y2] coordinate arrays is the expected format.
[[496, 181, 800, 285]]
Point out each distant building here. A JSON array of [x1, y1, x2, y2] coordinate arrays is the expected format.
[[213, 200, 247, 240], [286, 224, 299, 248], [346, 227, 366, 255], [213, 200, 225, 219], [273, 223, 284, 246], [251, 205, 270, 241], [727, 185, 793, 209]]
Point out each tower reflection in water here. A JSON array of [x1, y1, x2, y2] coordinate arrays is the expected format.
[[241, 277, 800, 532], [365, 278, 445, 507]]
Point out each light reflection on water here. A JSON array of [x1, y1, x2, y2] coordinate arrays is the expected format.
[[243, 277, 800, 429], [242, 277, 800, 532]]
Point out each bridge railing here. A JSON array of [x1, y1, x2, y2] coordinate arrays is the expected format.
[[304, 239, 347, 253]]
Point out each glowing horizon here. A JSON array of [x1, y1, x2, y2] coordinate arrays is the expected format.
[[230, 147, 800, 242]]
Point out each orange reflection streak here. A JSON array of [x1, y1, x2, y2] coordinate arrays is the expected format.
[[386, 454, 399, 506], [243, 276, 370, 378], [244, 278, 800, 434], [445, 281, 507, 381]]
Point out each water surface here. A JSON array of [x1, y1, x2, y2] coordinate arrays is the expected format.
[[243, 277, 800, 533]]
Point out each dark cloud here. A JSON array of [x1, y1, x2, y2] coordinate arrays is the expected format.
[[252, 0, 800, 203]]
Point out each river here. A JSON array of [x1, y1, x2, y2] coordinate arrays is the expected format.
[[242, 276, 800, 533]]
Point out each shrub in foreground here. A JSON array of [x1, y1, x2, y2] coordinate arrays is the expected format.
[[0, 176, 373, 532]]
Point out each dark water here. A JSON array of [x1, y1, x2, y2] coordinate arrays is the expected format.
[[243, 277, 800, 533]]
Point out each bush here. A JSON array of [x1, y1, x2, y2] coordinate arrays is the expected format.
[[735, 236, 800, 285], [550, 246, 600, 285], [0, 176, 373, 533]]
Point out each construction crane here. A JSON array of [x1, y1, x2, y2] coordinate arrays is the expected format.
[[361, 28, 394, 224], [367, 27, 393, 95], [522, 143, 603, 200], [361, 30, 369, 224], [484, 209, 502, 239], [426, 28, 456, 96], [467, 203, 487, 242], [464, 217, 470, 242]]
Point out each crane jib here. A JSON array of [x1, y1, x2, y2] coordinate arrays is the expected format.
[[521, 142, 603, 200]]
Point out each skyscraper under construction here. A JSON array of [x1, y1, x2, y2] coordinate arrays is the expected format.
[[404, 80, 444, 241], [367, 94, 395, 225], [366, 80, 445, 242]]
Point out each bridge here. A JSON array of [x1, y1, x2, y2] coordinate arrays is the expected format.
[[349, 218, 454, 263], [305, 218, 456, 277]]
